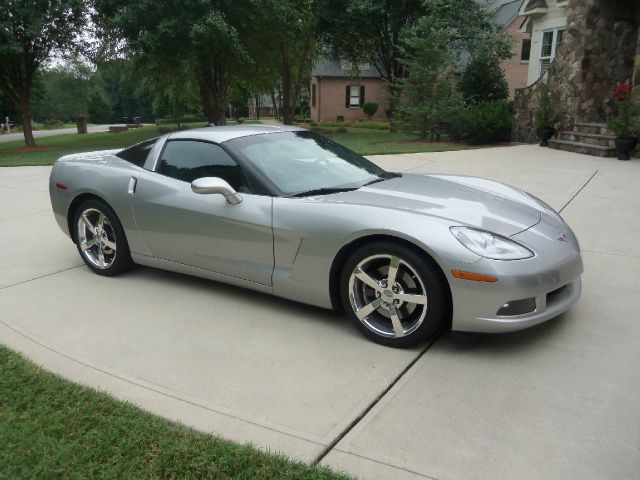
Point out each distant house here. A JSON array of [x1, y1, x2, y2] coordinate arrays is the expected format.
[[248, 94, 276, 118], [309, 59, 389, 122], [518, 0, 567, 86], [493, 0, 532, 97]]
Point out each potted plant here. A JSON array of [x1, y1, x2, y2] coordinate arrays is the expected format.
[[607, 83, 639, 160], [534, 85, 563, 146]]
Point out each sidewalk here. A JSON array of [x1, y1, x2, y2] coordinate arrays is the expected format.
[[0, 125, 110, 144]]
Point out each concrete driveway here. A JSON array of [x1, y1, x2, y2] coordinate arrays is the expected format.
[[1, 145, 639, 479]]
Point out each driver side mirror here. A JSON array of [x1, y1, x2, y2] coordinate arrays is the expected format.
[[191, 177, 243, 205]]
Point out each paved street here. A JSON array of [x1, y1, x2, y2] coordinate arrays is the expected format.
[[1, 145, 639, 479], [0, 125, 110, 144]]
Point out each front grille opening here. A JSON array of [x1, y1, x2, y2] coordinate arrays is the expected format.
[[547, 285, 568, 306], [496, 298, 536, 316]]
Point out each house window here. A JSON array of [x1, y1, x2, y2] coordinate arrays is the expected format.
[[521, 39, 531, 61], [345, 84, 365, 108], [539, 28, 565, 77]]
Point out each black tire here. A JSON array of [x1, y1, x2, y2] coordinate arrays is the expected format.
[[73, 198, 133, 276], [339, 241, 449, 347]]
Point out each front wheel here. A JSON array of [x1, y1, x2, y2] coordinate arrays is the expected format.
[[340, 242, 449, 347], [73, 199, 133, 276]]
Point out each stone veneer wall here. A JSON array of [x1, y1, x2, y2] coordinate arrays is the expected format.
[[513, 0, 639, 143]]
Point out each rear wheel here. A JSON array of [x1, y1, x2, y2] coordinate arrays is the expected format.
[[340, 242, 449, 347], [73, 199, 133, 276]]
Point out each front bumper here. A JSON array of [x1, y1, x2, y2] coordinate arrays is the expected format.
[[448, 216, 583, 334]]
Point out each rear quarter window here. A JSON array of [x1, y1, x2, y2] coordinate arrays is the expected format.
[[116, 138, 158, 167]]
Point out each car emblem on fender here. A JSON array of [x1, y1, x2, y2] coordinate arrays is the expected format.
[[557, 232, 568, 242]]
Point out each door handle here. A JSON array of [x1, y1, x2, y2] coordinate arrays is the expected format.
[[128, 177, 137, 195]]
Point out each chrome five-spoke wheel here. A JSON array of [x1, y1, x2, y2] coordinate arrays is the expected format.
[[341, 242, 448, 347], [77, 208, 117, 269], [73, 199, 132, 276], [349, 254, 428, 338]]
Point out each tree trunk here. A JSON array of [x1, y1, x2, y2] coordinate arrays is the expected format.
[[198, 76, 227, 126], [211, 95, 227, 126], [281, 45, 294, 125], [19, 97, 36, 147], [270, 90, 279, 119], [254, 94, 260, 120]]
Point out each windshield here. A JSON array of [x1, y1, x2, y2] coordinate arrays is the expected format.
[[225, 131, 391, 196]]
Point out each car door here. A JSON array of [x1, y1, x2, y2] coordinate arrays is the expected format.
[[130, 139, 274, 286]]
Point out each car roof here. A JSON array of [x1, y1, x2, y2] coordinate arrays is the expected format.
[[167, 124, 306, 143]]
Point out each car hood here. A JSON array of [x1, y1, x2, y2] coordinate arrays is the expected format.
[[323, 173, 542, 236]]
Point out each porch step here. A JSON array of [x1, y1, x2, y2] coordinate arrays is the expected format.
[[547, 139, 616, 157], [557, 130, 616, 148], [572, 122, 614, 135]]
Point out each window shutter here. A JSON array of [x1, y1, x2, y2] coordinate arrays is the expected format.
[[360, 85, 365, 107], [345, 85, 350, 108]]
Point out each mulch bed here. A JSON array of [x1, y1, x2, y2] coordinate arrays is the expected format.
[[3, 146, 54, 153]]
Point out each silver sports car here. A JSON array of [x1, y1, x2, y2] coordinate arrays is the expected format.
[[49, 125, 583, 347]]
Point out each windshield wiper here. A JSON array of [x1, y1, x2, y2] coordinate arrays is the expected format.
[[290, 187, 359, 198], [362, 172, 402, 187]]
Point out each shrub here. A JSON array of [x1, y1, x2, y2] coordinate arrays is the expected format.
[[335, 126, 348, 133], [534, 85, 564, 128], [458, 50, 509, 105], [455, 100, 514, 144], [607, 82, 640, 137], [309, 121, 318, 127], [350, 120, 390, 130], [362, 101, 379, 119]]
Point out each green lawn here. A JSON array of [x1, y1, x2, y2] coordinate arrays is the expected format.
[[324, 128, 473, 155], [0, 124, 474, 167], [0, 345, 350, 479], [0, 125, 199, 167]]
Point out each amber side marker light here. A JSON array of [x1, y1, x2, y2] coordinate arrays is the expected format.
[[451, 270, 498, 283]]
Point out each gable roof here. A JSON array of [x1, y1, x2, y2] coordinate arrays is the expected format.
[[312, 58, 383, 78], [494, 0, 525, 27], [520, 0, 549, 15]]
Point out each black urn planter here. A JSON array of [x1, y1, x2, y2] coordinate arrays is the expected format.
[[537, 127, 555, 147], [614, 136, 637, 160]]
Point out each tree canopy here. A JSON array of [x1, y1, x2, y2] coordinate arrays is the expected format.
[[0, 0, 86, 145]]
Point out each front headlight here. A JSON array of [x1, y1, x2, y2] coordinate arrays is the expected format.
[[450, 227, 534, 260]]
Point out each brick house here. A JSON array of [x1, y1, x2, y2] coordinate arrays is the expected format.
[[309, 59, 389, 122], [494, 0, 532, 98]]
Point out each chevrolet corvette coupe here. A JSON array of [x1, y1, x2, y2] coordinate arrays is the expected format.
[[49, 125, 583, 347]]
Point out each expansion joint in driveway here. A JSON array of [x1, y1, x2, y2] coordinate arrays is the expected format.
[[0, 265, 83, 291], [559, 169, 598, 213], [312, 333, 441, 466]]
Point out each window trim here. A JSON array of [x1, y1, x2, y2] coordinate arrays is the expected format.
[[520, 38, 531, 62], [539, 27, 565, 78], [345, 84, 365, 109], [154, 138, 253, 194]]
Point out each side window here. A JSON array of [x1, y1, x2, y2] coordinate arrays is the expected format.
[[116, 138, 157, 167], [157, 140, 250, 192]]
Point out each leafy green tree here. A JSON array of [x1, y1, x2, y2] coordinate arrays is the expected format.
[[86, 88, 111, 124], [395, 21, 458, 139], [95, 0, 263, 125], [319, 0, 506, 121], [458, 49, 509, 105], [260, 0, 320, 125], [32, 58, 93, 122], [94, 59, 155, 123], [0, 0, 86, 146]]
